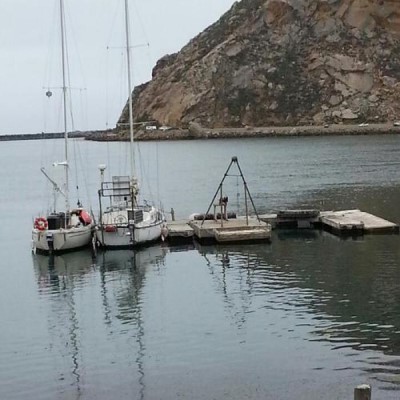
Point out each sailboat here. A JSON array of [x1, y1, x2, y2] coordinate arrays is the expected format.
[[95, 0, 165, 249], [31, 0, 94, 254]]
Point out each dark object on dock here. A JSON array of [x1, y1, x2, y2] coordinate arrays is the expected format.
[[276, 209, 320, 229], [277, 209, 320, 219], [193, 212, 237, 221]]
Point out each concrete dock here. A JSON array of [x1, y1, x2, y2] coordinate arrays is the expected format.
[[260, 209, 399, 234], [167, 220, 195, 243], [166, 209, 398, 244], [167, 217, 271, 243], [189, 217, 271, 243], [319, 209, 399, 234]]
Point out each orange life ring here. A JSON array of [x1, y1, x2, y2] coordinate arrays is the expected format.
[[34, 217, 48, 231]]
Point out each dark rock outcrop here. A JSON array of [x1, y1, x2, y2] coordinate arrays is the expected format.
[[119, 0, 400, 128]]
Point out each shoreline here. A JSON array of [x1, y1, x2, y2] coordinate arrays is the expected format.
[[87, 123, 400, 142]]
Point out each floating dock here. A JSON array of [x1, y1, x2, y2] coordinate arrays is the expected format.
[[189, 217, 271, 243], [259, 209, 399, 235], [167, 220, 195, 243], [167, 217, 271, 243], [166, 209, 398, 244], [319, 210, 399, 234]]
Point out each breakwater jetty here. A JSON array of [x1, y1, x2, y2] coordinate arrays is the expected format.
[[5, 123, 400, 142], [86, 122, 400, 142], [0, 131, 104, 142]]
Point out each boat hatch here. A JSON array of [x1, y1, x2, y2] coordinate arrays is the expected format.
[[127, 209, 144, 224], [47, 213, 66, 230]]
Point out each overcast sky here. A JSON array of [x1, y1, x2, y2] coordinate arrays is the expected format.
[[0, 0, 236, 134]]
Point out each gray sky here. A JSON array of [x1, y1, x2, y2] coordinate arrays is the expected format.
[[0, 0, 236, 134]]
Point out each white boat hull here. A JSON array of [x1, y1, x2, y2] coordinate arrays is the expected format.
[[96, 207, 165, 248], [32, 224, 93, 253]]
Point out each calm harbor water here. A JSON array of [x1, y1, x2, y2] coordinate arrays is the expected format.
[[1, 135, 400, 399]]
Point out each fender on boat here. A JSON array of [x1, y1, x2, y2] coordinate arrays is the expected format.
[[80, 210, 92, 225], [161, 224, 169, 241]]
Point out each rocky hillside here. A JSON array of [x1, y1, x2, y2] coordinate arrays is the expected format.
[[119, 0, 400, 128]]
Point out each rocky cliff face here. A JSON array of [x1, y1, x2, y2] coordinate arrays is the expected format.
[[120, 0, 400, 128]]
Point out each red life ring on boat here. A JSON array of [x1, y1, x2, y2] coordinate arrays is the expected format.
[[34, 217, 48, 231]]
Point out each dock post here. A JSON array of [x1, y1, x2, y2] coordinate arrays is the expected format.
[[220, 184, 223, 227], [354, 384, 371, 400]]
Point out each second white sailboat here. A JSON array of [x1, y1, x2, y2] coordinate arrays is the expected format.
[[96, 0, 165, 248]]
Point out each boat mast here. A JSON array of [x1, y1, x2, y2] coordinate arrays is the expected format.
[[124, 0, 135, 179], [60, 0, 70, 212]]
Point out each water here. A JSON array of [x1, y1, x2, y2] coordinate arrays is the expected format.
[[1, 135, 400, 399]]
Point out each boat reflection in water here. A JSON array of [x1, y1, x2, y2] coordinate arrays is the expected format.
[[31, 234, 400, 396], [34, 248, 95, 293], [33, 249, 95, 395], [97, 245, 168, 400], [32, 245, 168, 400]]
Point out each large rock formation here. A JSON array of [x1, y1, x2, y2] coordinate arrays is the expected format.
[[119, 0, 400, 128]]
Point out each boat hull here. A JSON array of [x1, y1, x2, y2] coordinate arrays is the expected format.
[[32, 225, 93, 254], [96, 219, 164, 248]]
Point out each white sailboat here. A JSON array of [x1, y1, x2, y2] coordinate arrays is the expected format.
[[32, 0, 94, 254], [95, 0, 165, 248]]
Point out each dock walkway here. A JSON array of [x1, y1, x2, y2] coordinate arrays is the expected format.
[[320, 209, 399, 233], [167, 217, 271, 243], [167, 220, 195, 243], [189, 217, 271, 243], [166, 209, 398, 244], [259, 209, 398, 234]]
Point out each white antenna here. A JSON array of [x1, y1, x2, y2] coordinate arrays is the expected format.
[[124, 0, 135, 179]]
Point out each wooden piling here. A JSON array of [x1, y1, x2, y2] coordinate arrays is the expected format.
[[354, 384, 371, 400]]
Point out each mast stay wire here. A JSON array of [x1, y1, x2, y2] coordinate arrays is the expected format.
[[41, 0, 59, 183], [105, 1, 152, 182], [103, 1, 122, 181], [136, 144, 156, 204], [64, 2, 94, 209]]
